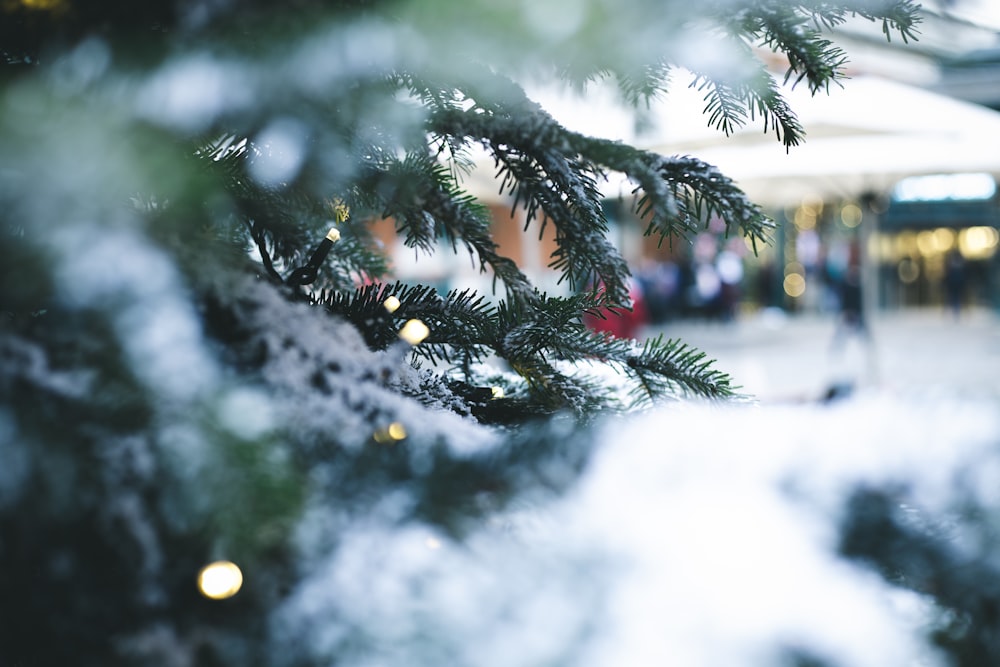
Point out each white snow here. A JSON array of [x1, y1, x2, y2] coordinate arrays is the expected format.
[[249, 118, 310, 187], [271, 390, 1000, 666], [137, 55, 251, 132], [53, 224, 219, 401]]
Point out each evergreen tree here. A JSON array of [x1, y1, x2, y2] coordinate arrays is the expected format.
[[13, 2, 1000, 667]]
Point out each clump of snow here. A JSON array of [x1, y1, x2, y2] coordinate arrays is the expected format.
[[216, 387, 276, 441], [137, 55, 252, 132], [271, 390, 1000, 666], [216, 275, 499, 456], [572, 393, 997, 667], [52, 223, 219, 402], [248, 118, 310, 187]]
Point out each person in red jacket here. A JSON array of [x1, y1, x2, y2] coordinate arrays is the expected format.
[[583, 277, 649, 339]]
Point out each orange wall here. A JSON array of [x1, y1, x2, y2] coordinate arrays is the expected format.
[[487, 203, 524, 265], [368, 203, 563, 282]]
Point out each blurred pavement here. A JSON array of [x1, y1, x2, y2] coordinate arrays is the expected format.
[[645, 307, 1000, 404]]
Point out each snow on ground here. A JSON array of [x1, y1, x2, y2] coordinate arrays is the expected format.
[[271, 386, 1000, 666]]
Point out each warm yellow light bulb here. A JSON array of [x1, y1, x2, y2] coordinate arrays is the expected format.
[[325, 227, 341, 243], [373, 421, 406, 444], [398, 319, 429, 345], [491, 386, 504, 399], [20, 0, 66, 9], [383, 296, 401, 313], [197, 561, 243, 600]]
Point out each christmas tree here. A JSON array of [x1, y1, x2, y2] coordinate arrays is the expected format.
[[9, 1, 1000, 666]]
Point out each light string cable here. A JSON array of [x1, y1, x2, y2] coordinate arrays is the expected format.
[[286, 201, 350, 289]]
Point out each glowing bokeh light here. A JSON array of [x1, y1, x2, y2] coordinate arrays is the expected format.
[[959, 226, 999, 260], [19, 0, 66, 9], [897, 258, 920, 284], [383, 296, 401, 313], [793, 207, 816, 230], [874, 234, 895, 261], [840, 203, 863, 228], [933, 228, 956, 253], [783, 261, 805, 277], [387, 422, 407, 440], [373, 421, 407, 444], [197, 561, 243, 600], [895, 232, 918, 258], [916, 231, 937, 257], [783, 273, 806, 298], [398, 319, 429, 345]]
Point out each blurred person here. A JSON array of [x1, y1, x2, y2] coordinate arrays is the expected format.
[[830, 256, 868, 349], [636, 259, 682, 324], [944, 248, 966, 319], [822, 239, 851, 313], [681, 234, 719, 319], [583, 276, 649, 339], [715, 241, 745, 321], [825, 242, 873, 400], [681, 260, 724, 319]]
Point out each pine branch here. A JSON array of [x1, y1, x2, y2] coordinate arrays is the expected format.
[[508, 354, 618, 415], [797, 0, 922, 44], [734, 2, 849, 94], [429, 100, 775, 304], [317, 281, 497, 365], [498, 145, 625, 298], [428, 94, 632, 306], [496, 295, 738, 407], [691, 1, 919, 146], [194, 134, 389, 289], [686, 65, 806, 149], [315, 230, 390, 291], [392, 72, 482, 184], [319, 281, 736, 415], [166, 0, 917, 418], [497, 290, 739, 409], [527, 131, 775, 251], [195, 134, 313, 265], [625, 333, 739, 404], [614, 62, 674, 107], [643, 154, 776, 251], [356, 150, 537, 302]]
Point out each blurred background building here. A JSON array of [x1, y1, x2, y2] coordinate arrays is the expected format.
[[382, 0, 1000, 324]]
